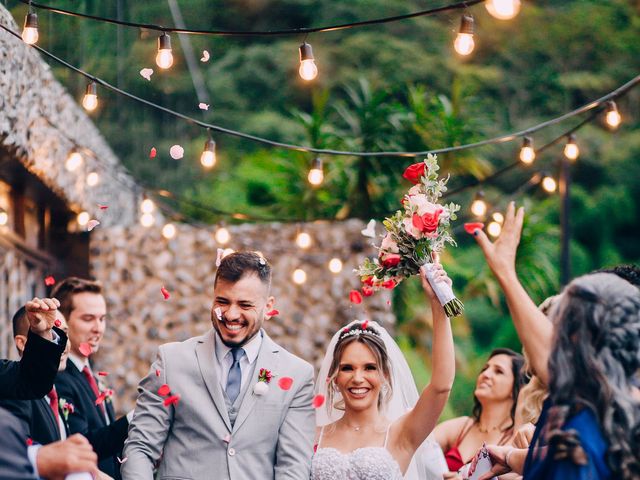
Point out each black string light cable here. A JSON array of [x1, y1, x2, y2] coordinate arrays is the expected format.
[[18, 0, 484, 36], [5, 20, 638, 159]]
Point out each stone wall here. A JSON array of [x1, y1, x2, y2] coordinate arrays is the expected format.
[[90, 220, 395, 412], [0, 6, 140, 226]]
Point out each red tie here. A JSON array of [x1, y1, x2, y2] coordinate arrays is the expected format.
[[48, 388, 60, 425], [82, 366, 105, 414]]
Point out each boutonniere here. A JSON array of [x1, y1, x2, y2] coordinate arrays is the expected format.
[[59, 398, 75, 421], [95, 388, 114, 406], [253, 368, 272, 396]]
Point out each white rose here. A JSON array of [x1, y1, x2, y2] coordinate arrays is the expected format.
[[403, 217, 423, 239], [408, 194, 438, 217]]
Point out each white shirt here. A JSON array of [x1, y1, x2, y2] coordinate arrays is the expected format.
[[68, 353, 111, 425], [214, 330, 262, 395]]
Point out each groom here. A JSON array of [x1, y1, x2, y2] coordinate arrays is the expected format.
[[122, 252, 316, 479]]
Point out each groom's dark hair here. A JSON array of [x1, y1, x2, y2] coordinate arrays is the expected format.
[[215, 251, 272, 288]]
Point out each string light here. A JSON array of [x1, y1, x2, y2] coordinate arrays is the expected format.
[[308, 157, 324, 186], [485, 0, 521, 20], [140, 198, 155, 214], [86, 172, 100, 186], [605, 100, 621, 129], [82, 82, 98, 112], [0, 208, 8, 226], [487, 221, 502, 237], [292, 268, 307, 284], [542, 174, 557, 193], [140, 213, 155, 227], [471, 191, 488, 217], [215, 227, 230, 245], [162, 223, 176, 239], [328, 258, 343, 274], [296, 231, 312, 249], [156, 33, 174, 69], [492, 211, 504, 224], [21, 12, 39, 45], [77, 211, 90, 226], [298, 42, 318, 81], [65, 151, 83, 172], [563, 134, 579, 161], [200, 139, 217, 169], [519, 136, 535, 164], [454, 15, 475, 56]]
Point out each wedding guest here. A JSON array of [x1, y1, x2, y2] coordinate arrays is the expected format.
[[511, 349, 547, 449], [432, 348, 526, 475], [53, 277, 130, 480], [312, 263, 455, 480]]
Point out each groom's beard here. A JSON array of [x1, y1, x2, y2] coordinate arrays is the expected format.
[[212, 313, 263, 348]]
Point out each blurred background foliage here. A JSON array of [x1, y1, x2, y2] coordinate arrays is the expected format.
[[11, 0, 640, 417]]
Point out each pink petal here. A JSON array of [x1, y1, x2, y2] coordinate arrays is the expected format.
[[267, 309, 280, 317], [139, 68, 153, 81], [312, 394, 325, 409], [214, 307, 222, 320], [361, 320, 369, 330], [149, 147, 157, 158], [87, 219, 100, 232], [201, 50, 210, 62], [117, 457, 128, 464], [163, 394, 181, 407], [98, 204, 108, 210], [44, 275, 56, 286], [349, 290, 362, 304], [198, 103, 209, 110], [98, 371, 109, 376], [161, 286, 170, 300], [79, 343, 93, 357], [95, 393, 106, 405], [158, 384, 171, 396], [169, 145, 184, 160], [222, 433, 231, 443], [278, 377, 294, 391]]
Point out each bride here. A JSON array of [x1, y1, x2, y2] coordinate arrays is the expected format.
[[312, 263, 455, 479]]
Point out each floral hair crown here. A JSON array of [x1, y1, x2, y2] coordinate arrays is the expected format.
[[338, 321, 380, 342]]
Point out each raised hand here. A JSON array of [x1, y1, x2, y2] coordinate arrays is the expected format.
[[470, 202, 525, 284], [419, 260, 453, 303], [25, 297, 61, 340]]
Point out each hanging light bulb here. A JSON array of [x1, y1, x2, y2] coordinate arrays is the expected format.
[[471, 191, 488, 217], [200, 139, 217, 169], [328, 258, 343, 274], [215, 227, 230, 245], [485, 0, 521, 20], [492, 211, 504, 224], [298, 42, 318, 81], [519, 136, 535, 164], [77, 211, 90, 226], [86, 172, 100, 187], [542, 174, 557, 193], [0, 208, 9, 226], [563, 134, 579, 161], [454, 15, 475, 56], [292, 268, 307, 285], [156, 33, 174, 69], [487, 221, 502, 238], [296, 231, 312, 249], [140, 198, 155, 214], [308, 157, 324, 186], [162, 223, 176, 239], [65, 151, 83, 172], [140, 213, 155, 227], [82, 82, 98, 112], [605, 100, 621, 129], [22, 12, 39, 45]]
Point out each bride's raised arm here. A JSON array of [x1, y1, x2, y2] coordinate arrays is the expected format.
[[395, 262, 455, 452]]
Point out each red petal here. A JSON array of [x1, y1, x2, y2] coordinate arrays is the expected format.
[[54, 319, 61, 327], [158, 384, 171, 396], [464, 222, 485, 235], [98, 204, 109, 210], [98, 371, 109, 376], [267, 309, 280, 316], [361, 320, 369, 330], [277, 377, 294, 391], [26, 438, 33, 446], [163, 394, 181, 407], [161, 286, 170, 300], [155, 369, 161, 377], [349, 290, 362, 304], [95, 393, 106, 405], [312, 394, 325, 409], [361, 286, 374, 297], [149, 147, 157, 158], [44, 275, 56, 286], [78, 343, 93, 357]]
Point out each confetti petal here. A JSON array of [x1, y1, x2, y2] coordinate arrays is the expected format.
[[163, 394, 181, 407], [349, 290, 362, 304], [278, 377, 294, 391], [361, 219, 376, 238], [44, 275, 56, 286], [78, 342, 93, 357], [312, 394, 325, 409], [198, 103, 209, 110], [169, 145, 184, 160], [161, 286, 170, 300], [464, 222, 485, 235], [117, 457, 128, 464], [361, 320, 369, 330], [267, 309, 280, 317], [54, 319, 62, 327], [200, 50, 210, 62], [87, 219, 100, 231], [216, 248, 224, 267], [361, 286, 374, 297], [155, 369, 161, 377], [98, 371, 109, 376], [149, 147, 157, 159], [158, 384, 171, 396], [222, 433, 231, 443], [140, 68, 154, 81], [98, 204, 108, 210], [26, 438, 33, 446], [214, 307, 223, 320], [95, 393, 106, 405]]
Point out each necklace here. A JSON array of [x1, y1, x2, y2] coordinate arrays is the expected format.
[[477, 418, 509, 433]]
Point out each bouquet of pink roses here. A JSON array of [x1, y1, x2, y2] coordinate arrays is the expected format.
[[356, 154, 464, 317]]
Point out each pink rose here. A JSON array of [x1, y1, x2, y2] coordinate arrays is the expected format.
[[380, 234, 399, 254]]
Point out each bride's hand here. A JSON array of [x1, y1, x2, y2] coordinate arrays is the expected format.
[[419, 259, 452, 303]]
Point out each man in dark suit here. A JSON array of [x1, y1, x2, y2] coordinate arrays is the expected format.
[[53, 277, 130, 480]]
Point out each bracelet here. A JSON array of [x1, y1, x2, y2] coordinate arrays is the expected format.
[[504, 448, 515, 470]]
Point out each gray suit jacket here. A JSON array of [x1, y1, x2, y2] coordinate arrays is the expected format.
[[122, 329, 315, 480]]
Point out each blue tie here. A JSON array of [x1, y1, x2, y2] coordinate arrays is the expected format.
[[225, 348, 245, 404]]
